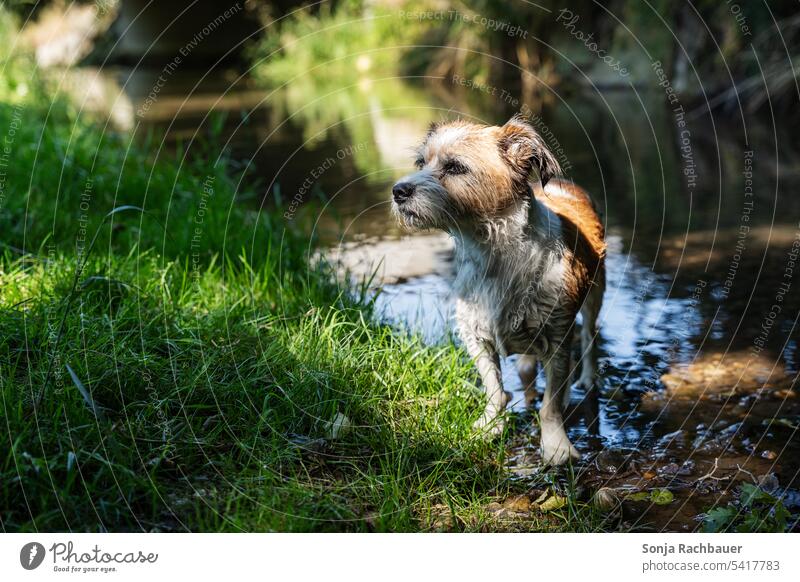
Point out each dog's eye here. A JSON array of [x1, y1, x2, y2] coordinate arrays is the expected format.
[[442, 159, 468, 175], [414, 156, 425, 169]]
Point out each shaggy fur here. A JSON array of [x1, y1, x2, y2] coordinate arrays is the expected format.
[[391, 116, 605, 465]]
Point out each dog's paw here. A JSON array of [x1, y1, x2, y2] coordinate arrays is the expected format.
[[540, 431, 580, 466], [573, 374, 596, 393], [473, 413, 506, 437]]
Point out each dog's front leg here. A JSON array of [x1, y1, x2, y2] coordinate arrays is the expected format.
[[456, 300, 509, 435], [464, 335, 509, 435], [540, 345, 580, 465]]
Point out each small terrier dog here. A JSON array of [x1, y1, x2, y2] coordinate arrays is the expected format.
[[391, 115, 605, 465]]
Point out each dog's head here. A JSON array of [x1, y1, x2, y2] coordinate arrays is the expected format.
[[391, 115, 560, 230]]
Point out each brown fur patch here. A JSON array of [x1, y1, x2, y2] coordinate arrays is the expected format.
[[535, 178, 606, 309]]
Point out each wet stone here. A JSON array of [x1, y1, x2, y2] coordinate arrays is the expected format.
[[595, 449, 630, 473]]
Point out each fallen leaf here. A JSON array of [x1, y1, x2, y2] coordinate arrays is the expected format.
[[326, 412, 352, 440], [650, 488, 674, 505], [540, 495, 567, 512], [627, 491, 649, 502], [533, 490, 549, 505]]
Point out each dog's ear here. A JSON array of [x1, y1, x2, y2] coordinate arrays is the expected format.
[[499, 115, 561, 187]]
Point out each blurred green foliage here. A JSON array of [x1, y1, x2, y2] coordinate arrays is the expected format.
[[253, 0, 800, 113]]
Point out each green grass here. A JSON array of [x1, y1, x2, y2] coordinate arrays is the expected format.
[[0, 10, 604, 532], [0, 247, 506, 531]]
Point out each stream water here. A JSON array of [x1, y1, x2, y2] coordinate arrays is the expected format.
[[102, 65, 800, 531]]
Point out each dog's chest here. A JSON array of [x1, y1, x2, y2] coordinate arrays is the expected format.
[[453, 240, 565, 356]]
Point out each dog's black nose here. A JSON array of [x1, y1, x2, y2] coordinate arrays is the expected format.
[[392, 182, 415, 204]]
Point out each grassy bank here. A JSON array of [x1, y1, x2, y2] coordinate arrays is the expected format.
[[0, 11, 605, 532]]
